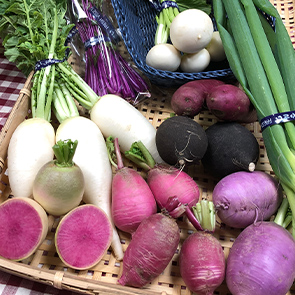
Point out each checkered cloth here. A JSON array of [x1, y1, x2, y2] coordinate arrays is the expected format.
[[0, 50, 27, 131], [0, 271, 81, 295]]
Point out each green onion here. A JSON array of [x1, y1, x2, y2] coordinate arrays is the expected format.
[[213, 0, 295, 237]]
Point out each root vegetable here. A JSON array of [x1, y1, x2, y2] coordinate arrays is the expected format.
[[206, 31, 226, 62], [90, 94, 163, 164], [55, 204, 112, 270], [33, 139, 84, 216], [213, 171, 283, 228], [170, 79, 225, 117], [180, 49, 211, 73], [118, 212, 180, 288], [226, 221, 295, 295], [55, 116, 124, 261], [146, 43, 181, 72], [108, 137, 157, 234], [179, 231, 225, 295], [201, 122, 260, 178], [206, 84, 254, 122], [155, 115, 208, 167], [0, 197, 48, 261], [170, 9, 214, 53], [7, 118, 55, 198]]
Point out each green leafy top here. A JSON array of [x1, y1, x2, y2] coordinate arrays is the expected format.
[[177, 0, 211, 14], [0, 0, 74, 76]]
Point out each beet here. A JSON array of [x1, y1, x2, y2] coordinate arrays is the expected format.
[[156, 115, 208, 167], [55, 204, 112, 270], [0, 197, 48, 261], [118, 213, 180, 287], [201, 122, 260, 178]]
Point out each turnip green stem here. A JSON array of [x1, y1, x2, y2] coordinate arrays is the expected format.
[[53, 139, 78, 167]]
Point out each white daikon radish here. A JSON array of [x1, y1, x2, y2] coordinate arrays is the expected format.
[[90, 94, 163, 163], [8, 118, 55, 198], [55, 116, 124, 261]]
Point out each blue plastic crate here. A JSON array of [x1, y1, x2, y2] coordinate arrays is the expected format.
[[111, 0, 234, 87]]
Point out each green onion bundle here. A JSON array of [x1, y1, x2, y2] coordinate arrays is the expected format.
[[213, 0, 295, 236]]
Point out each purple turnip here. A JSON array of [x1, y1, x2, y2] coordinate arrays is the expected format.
[[226, 221, 295, 295], [212, 171, 283, 228]]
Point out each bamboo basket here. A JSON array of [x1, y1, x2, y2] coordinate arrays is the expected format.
[[0, 0, 294, 294]]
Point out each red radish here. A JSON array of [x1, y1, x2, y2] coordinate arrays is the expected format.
[[55, 204, 112, 270], [118, 212, 180, 287], [0, 197, 48, 261], [107, 137, 157, 234], [179, 231, 225, 295], [125, 142, 200, 209], [33, 139, 84, 216]]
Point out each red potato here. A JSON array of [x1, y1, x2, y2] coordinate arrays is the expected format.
[[171, 79, 225, 117], [206, 84, 256, 122], [179, 231, 225, 295], [118, 212, 180, 287]]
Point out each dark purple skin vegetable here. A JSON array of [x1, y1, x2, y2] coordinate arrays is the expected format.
[[206, 84, 255, 122], [118, 212, 180, 288], [171, 79, 225, 117], [156, 115, 208, 167], [201, 122, 260, 179], [226, 221, 295, 295], [212, 171, 283, 228], [108, 137, 157, 234], [179, 231, 225, 295]]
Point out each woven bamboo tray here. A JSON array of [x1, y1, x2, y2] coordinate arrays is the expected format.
[[0, 0, 295, 294]]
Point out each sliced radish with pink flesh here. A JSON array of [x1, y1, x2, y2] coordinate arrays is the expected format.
[[55, 204, 112, 270], [0, 197, 48, 261]]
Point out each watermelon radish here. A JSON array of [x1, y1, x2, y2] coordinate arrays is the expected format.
[[0, 197, 48, 261], [55, 204, 112, 270]]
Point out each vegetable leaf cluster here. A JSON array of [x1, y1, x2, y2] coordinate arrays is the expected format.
[[0, 0, 73, 76]]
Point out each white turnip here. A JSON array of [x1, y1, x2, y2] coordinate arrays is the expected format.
[[118, 212, 180, 288], [213, 171, 283, 228], [7, 118, 55, 198], [226, 221, 295, 295], [55, 116, 124, 261], [179, 231, 225, 295], [107, 137, 157, 234], [33, 139, 85, 216]]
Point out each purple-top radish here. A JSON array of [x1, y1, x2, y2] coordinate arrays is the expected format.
[[55, 204, 112, 270], [155, 115, 208, 167], [179, 231, 225, 295], [55, 116, 124, 261], [0, 197, 48, 261], [170, 79, 225, 117], [8, 118, 55, 198], [107, 137, 157, 234], [33, 139, 84, 216], [118, 211, 180, 287], [213, 171, 283, 228], [226, 221, 295, 295]]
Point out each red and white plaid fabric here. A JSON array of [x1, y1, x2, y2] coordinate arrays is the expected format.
[[0, 270, 81, 295], [0, 50, 27, 131]]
